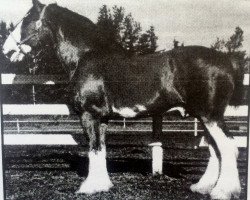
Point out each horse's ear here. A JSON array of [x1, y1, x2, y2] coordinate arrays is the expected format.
[[32, 0, 44, 12]]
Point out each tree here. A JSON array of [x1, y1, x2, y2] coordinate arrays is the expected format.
[[0, 21, 10, 71], [211, 37, 225, 51], [137, 33, 150, 54], [147, 26, 158, 53], [8, 22, 15, 32], [211, 26, 248, 72], [173, 39, 179, 49], [122, 13, 141, 54], [97, 5, 114, 42], [112, 6, 125, 43], [97, 5, 158, 55], [225, 26, 244, 53], [137, 26, 158, 55], [0, 21, 8, 47], [211, 27, 244, 53]]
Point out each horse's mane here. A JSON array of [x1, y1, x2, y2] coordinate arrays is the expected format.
[[46, 4, 125, 54]]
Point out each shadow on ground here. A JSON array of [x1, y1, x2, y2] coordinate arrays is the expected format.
[[5, 152, 187, 178]]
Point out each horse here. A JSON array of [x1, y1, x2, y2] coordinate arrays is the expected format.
[[2, 0, 244, 199]]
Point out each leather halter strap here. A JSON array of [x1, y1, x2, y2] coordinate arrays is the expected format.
[[9, 5, 48, 53]]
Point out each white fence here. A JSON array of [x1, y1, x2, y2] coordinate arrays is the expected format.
[[1, 74, 249, 147]]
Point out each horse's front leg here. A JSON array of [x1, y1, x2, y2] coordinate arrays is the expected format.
[[77, 111, 113, 194]]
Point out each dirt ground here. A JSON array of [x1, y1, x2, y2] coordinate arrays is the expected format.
[[3, 146, 248, 200]]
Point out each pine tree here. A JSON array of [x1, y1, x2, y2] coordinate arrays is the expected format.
[[112, 6, 124, 43], [173, 39, 179, 49], [122, 13, 141, 55], [137, 33, 150, 54], [225, 26, 244, 53], [97, 5, 158, 55], [97, 5, 115, 42], [211, 37, 225, 51], [211, 26, 248, 72], [8, 22, 15, 32], [147, 26, 158, 53], [137, 26, 158, 55]]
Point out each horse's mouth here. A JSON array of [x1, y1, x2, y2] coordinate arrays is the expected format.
[[6, 50, 25, 62]]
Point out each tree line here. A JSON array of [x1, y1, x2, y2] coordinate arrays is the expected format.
[[0, 5, 249, 74], [211, 26, 249, 72], [97, 5, 158, 56], [0, 5, 249, 104], [0, 5, 159, 74]]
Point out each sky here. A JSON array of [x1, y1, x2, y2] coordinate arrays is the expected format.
[[0, 0, 250, 54]]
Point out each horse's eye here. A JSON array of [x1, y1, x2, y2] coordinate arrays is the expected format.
[[36, 20, 42, 30]]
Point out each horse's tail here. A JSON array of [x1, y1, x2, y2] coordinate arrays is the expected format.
[[229, 57, 245, 106]]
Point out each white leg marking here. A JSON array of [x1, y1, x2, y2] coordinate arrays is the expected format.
[[205, 122, 241, 199], [77, 148, 113, 194], [190, 144, 219, 194], [167, 106, 188, 117], [136, 105, 147, 112], [112, 105, 147, 118], [112, 106, 137, 118]]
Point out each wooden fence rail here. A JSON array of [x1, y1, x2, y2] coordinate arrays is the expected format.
[[1, 74, 249, 147], [2, 74, 250, 85]]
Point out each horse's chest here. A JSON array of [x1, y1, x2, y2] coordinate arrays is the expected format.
[[58, 41, 80, 64]]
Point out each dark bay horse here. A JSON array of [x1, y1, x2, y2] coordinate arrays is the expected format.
[[3, 1, 244, 199]]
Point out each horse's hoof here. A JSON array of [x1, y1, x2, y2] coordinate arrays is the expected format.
[[210, 187, 240, 200], [76, 180, 113, 194], [190, 183, 213, 195], [210, 189, 231, 200], [210, 181, 241, 200]]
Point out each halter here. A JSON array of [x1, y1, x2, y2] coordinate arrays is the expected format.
[[8, 5, 48, 73], [9, 5, 48, 58]]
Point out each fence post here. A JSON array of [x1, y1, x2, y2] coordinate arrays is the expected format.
[[148, 142, 163, 175], [0, 73, 5, 200], [194, 118, 198, 149], [123, 118, 126, 129], [194, 118, 198, 136], [247, 73, 250, 200], [17, 119, 20, 133], [32, 85, 36, 105]]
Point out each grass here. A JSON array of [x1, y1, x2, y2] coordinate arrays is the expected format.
[[3, 146, 248, 200]]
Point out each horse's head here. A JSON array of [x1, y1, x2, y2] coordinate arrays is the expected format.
[[3, 0, 54, 63]]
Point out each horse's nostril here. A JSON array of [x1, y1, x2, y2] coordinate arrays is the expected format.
[[6, 50, 15, 59]]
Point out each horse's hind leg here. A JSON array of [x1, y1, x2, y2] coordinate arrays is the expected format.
[[203, 119, 241, 199], [190, 138, 219, 194], [77, 111, 113, 194]]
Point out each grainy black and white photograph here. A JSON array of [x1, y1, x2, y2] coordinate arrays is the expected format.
[[0, 0, 249, 199]]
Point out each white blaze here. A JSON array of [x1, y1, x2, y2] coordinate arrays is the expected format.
[[3, 21, 31, 62], [3, 23, 22, 54]]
